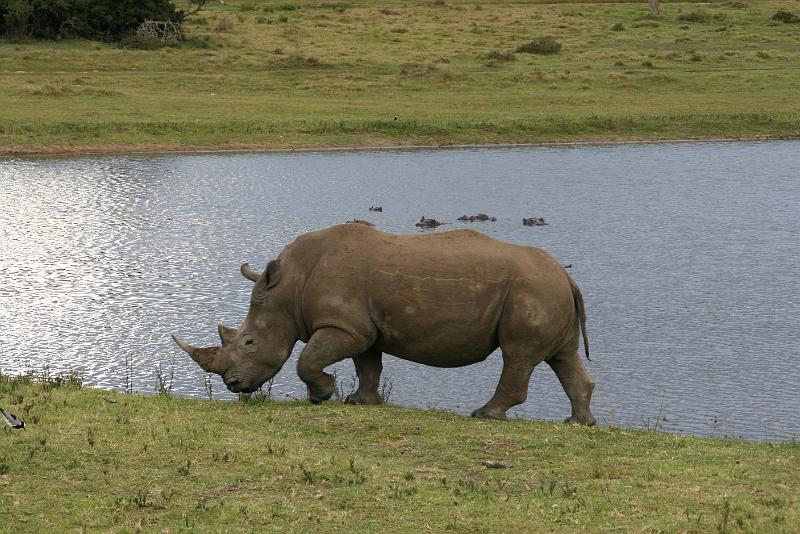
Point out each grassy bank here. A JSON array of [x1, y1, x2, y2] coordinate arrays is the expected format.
[[2, 0, 800, 154], [1, 373, 798, 532]]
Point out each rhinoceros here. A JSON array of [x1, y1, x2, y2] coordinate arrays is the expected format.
[[173, 224, 596, 424]]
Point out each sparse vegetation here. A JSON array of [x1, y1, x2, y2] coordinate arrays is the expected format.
[[484, 49, 515, 62], [677, 9, 713, 23], [515, 36, 561, 55], [0, 372, 798, 532], [1, 0, 800, 154]]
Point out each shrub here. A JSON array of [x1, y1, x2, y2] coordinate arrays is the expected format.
[[611, 22, 625, 31], [771, 10, 799, 23], [515, 37, 561, 55], [0, 0, 182, 40]]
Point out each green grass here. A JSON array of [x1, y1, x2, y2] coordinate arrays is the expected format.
[[1, 372, 798, 532], [1, 0, 800, 153]]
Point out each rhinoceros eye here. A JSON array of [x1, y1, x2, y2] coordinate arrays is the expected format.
[[240, 335, 257, 353]]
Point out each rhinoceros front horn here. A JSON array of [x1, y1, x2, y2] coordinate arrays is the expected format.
[[172, 335, 228, 375], [240, 263, 261, 282]]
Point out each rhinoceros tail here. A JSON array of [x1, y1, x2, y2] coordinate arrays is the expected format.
[[568, 275, 590, 361]]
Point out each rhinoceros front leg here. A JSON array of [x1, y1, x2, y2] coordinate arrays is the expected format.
[[297, 327, 371, 404], [346, 348, 384, 405], [471, 352, 540, 420], [547, 350, 596, 426]]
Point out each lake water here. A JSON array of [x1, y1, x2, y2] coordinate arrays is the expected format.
[[1, 141, 798, 441]]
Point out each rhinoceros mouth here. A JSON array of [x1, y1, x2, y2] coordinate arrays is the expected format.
[[223, 374, 260, 394]]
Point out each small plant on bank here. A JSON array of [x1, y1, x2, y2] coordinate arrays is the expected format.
[[154, 362, 174, 396], [771, 10, 799, 23], [515, 37, 561, 55], [611, 22, 625, 31]]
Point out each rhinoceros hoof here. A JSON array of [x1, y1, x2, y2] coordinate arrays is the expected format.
[[470, 408, 508, 421], [345, 393, 384, 405], [307, 385, 334, 404], [564, 415, 597, 426]]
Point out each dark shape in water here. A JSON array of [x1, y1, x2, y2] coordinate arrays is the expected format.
[[416, 216, 444, 228], [458, 213, 496, 222], [523, 217, 547, 227], [369, 206, 383, 212]]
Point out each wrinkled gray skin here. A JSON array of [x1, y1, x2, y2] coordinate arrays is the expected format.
[[174, 224, 596, 424]]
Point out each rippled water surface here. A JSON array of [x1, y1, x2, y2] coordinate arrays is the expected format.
[[1, 142, 798, 440]]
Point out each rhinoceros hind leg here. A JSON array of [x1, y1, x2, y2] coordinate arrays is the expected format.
[[346, 348, 384, 405], [471, 350, 541, 420], [547, 351, 596, 426], [298, 328, 372, 404]]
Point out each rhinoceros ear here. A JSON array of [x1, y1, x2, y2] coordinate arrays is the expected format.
[[240, 263, 261, 282], [264, 259, 281, 290]]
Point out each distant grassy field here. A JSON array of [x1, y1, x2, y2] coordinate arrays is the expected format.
[[1, 373, 798, 532], [1, 0, 800, 153]]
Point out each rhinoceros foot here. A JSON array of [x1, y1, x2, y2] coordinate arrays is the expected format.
[[470, 407, 508, 421], [307, 375, 336, 404], [564, 415, 597, 426], [345, 392, 384, 405]]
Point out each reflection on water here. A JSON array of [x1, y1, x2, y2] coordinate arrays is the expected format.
[[1, 141, 798, 440]]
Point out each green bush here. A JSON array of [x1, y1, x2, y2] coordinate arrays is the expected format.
[[0, 0, 181, 41], [515, 36, 561, 55], [771, 10, 799, 23], [611, 22, 625, 31]]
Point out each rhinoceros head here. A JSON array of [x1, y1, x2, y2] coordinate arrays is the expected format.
[[173, 260, 297, 393]]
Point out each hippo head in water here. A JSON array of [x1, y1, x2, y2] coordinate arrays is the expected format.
[[173, 261, 299, 393]]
